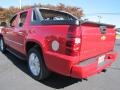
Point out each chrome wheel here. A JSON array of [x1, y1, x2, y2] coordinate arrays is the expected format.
[[0, 38, 4, 51], [29, 53, 40, 76], [28, 47, 50, 80]]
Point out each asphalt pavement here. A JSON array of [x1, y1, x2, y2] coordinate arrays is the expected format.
[[0, 39, 120, 90]]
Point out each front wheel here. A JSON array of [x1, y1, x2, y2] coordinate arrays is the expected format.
[[0, 37, 6, 53], [27, 46, 50, 80]]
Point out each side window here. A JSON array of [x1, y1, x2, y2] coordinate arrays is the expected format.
[[19, 11, 27, 27], [10, 15, 18, 27], [33, 10, 37, 21], [31, 10, 40, 24]]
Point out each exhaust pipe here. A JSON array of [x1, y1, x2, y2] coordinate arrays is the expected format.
[[102, 69, 107, 73]]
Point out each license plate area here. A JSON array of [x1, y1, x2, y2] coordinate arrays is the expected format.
[[98, 55, 105, 65]]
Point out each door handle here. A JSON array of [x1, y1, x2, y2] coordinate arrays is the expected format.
[[18, 32, 24, 35]]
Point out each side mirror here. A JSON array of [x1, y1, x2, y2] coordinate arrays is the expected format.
[[0, 22, 7, 27]]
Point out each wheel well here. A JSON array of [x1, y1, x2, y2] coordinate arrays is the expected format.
[[26, 41, 42, 54]]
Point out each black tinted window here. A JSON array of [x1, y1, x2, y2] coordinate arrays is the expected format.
[[33, 10, 37, 20], [10, 15, 18, 27], [19, 11, 27, 27]]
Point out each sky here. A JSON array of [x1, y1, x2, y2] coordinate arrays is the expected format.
[[0, 0, 120, 28]]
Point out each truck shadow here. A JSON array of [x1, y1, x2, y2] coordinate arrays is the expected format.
[[4, 51, 81, 89]]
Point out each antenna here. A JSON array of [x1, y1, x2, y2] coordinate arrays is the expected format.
[[98, 16, 102, 23]]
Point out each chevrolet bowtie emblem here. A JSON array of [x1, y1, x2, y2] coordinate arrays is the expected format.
[[101, 35, 106, 40]]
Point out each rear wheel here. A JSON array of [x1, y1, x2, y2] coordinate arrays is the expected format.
[[0, 37, 6, 53], [27, 46, 50, 80]]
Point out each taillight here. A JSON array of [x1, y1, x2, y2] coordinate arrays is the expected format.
[[66, 25, 81, 56]]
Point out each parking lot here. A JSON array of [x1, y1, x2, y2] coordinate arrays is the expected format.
[[0, 39, 119, 90]]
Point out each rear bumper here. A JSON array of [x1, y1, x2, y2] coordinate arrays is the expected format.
[[71, 51, 117, 79]]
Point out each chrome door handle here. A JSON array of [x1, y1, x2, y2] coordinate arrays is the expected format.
[[18, 32, 23, 35]]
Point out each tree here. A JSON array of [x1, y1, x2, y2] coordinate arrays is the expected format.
[[0, 3, 84, 22]]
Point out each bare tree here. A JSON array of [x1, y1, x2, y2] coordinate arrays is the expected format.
[[0, 3, 84, 22]]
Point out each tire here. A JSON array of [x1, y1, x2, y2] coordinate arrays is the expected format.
[[0, 37, 6, 53], [27, 46, 50, 80]]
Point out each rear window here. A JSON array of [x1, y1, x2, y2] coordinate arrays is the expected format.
[[39, 9, 75, 21]]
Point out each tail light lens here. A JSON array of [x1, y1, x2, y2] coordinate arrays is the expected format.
[[75, 38, 81, 44], [66, 25, 81, 56]]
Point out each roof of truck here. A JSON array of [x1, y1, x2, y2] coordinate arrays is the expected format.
[[17, 7, 115, 27], [17, 7, 78, 19]]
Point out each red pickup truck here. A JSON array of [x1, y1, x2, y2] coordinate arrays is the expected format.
[[0, 7, 117, 80]]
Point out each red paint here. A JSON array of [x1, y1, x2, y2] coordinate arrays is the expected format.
[[0, 8, 117, 79]]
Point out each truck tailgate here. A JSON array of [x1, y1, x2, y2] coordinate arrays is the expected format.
[[79, 22, 116, 61]]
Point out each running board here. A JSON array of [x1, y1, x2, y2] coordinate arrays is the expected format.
[[6, 48, 26, 60]]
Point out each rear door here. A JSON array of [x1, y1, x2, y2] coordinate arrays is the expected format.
[[11, 11, 28, 54], [3, 14, 19, 49], [3, 11, 28, 54]]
